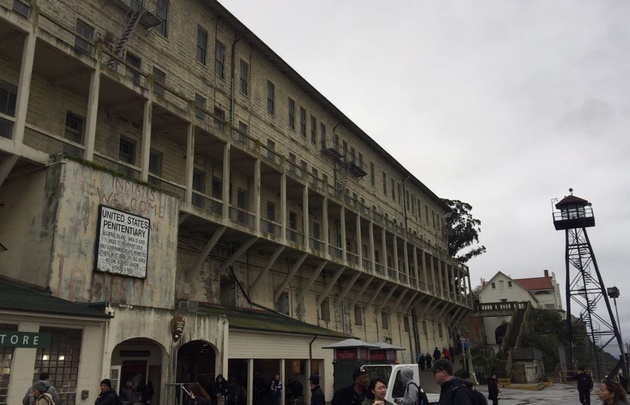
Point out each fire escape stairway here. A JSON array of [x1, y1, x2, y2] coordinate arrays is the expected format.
[[113, 9, 143, 57], [338, 160, 350, 193]]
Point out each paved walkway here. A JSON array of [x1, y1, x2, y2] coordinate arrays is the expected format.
[[471, 383, 590, 405]]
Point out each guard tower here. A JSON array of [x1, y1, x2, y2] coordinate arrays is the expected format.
[[552, 189, 627, 380]]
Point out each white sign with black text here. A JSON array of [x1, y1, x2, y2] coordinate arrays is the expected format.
[[95, 205, 150, 278]]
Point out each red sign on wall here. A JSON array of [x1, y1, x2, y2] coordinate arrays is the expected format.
[[335, 348, 357, 360], [370, 350, 387, 362]]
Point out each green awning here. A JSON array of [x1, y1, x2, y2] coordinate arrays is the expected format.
[[198, 304, 351, 339], [0, 278, 111, 318]]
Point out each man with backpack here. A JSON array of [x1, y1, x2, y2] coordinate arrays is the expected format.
[[431, 359, 483, 405], [394, 367, 429, 405], [23, 372, 61, 405]]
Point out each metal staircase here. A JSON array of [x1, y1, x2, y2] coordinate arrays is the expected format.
[[337, 161, 350, 192], [113, 8, 143, 57], [104, 0, 163, 66]]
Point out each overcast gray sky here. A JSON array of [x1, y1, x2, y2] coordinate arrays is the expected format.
[[219, 0, 630, 351]]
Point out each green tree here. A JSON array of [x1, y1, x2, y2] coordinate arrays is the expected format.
[[521, 309, 565, 372], [442, 199, 486, 263]]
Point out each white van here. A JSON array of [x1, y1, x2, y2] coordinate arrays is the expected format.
[[362, 364, 439, 404]]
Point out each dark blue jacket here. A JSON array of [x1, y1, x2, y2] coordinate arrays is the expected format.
[[438, 378, 473, 405], [95, 389, 119, 405]]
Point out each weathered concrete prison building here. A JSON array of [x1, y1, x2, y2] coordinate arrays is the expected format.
[[0, 0, 474, 404]]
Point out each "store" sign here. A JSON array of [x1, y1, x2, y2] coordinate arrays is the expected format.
[[0, 331, 52, 348]]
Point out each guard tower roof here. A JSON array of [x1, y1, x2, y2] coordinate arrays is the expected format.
[[555, 194, 590, 209]]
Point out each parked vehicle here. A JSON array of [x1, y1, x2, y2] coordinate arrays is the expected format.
[[362, 364, 439, 404]]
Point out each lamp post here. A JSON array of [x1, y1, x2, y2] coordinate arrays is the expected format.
[[608, 287, 625, 363]]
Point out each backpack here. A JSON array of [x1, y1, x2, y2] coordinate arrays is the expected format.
[[451, 382, 487, 405], [408, 382, 430, 405]]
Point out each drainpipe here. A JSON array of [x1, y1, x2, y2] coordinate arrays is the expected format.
[[332, 123, 342, 187], [230, 32, 246, 126], [402, 175, 410, 230], [309, 335, 318, 373]]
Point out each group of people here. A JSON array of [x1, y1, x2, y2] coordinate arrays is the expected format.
[[179, 373, 324, 405], [328, 359, 494, 405], [416, 347, 456, 371], [30, 361, 630, 405], [330, 365, 426, 405], [574, 366, 630, 405]]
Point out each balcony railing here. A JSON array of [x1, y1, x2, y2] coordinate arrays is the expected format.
[[229, 206, 255, 227], [346, 251, 359, 265], [262, 219, 281, 238], [329, 245, 342, 259], [191, 192, 223, 216]]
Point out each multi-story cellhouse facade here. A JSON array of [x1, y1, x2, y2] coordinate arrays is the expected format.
[[0, 1, 474, 404]]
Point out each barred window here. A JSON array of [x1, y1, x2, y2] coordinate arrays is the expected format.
[[0, 324, 17, 405], [34, 327, 83, 405]]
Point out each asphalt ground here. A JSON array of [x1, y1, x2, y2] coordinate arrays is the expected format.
[[477, 383, 593, 405], [417, 368, 589, 405], [427, 381, 592, 405]]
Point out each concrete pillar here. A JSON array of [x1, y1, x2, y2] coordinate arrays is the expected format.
[[84, 45, 101, 161], [140, 99, 153, 181], [393, 235, 399, 280], [255, 159, 261, 233], [413, 245, 419, 289], [222, 144, 231, 218], [322, 197, 329, 254], [303, 183, 309, 245], [184, 121, 194, 204], [280, 173, 287, 240], [356, 213, 362, 268], [12, 10, 38, 144], [381, 228, 386, 273], [340, 207, 346, 260], [369, 221, 376, 273]]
